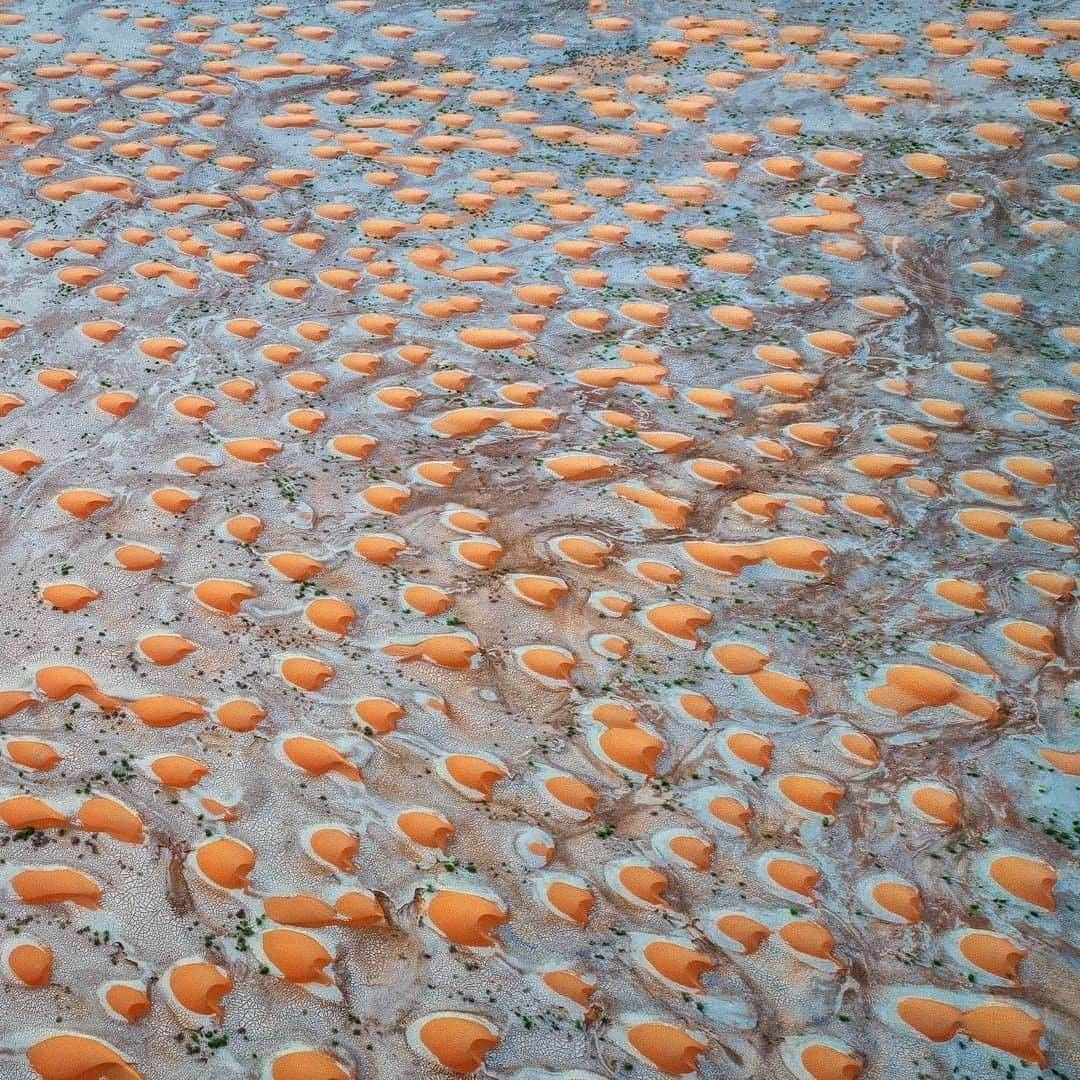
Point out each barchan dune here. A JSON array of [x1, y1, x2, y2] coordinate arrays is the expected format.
[[0, 0, 1076, 1077]]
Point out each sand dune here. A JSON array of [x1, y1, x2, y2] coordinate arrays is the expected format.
[[0, 0, 1076, 1077]]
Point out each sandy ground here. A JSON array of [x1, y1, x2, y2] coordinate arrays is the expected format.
[[0, 0, 1076, 1077]]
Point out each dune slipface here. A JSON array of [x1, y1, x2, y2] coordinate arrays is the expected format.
[[0, 0, 1075, 1077]]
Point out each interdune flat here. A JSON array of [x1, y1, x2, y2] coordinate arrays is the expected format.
[[0, 0, 1076, 1077]]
